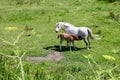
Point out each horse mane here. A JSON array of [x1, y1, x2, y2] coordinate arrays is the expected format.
[[64, 22, 75, 27]]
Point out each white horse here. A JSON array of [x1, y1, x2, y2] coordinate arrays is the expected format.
[[55, 22, 96, 50]]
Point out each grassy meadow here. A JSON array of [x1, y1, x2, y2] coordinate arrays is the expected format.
[[0, 0, 120, 80]]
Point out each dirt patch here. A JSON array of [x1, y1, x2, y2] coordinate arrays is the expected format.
[[26, 51, 64, 62]]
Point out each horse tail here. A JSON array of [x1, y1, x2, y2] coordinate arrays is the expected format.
[[87, 28, 96, 40]]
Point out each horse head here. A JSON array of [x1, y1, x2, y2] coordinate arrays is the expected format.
[[55, 22, 64, 33]]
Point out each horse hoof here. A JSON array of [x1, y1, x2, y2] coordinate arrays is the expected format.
[[74, 48, 77, 50], [87, 48, 90, 50], [59, 49, 62, 51], [66, 46, 68, 48]]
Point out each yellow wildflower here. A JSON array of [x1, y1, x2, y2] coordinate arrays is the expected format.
[[102, 55, 115, 61], [4, 27, 18, 30], [112, 49, 119, 54]]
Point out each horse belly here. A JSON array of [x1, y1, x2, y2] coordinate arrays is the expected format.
[[77, 28, 88, 38], [67, 29, 78, 36]]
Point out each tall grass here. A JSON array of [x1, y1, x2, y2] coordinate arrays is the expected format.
[[83, 54, 119, 80], [97, 0, 119, 2], [0, 31, 26, 80], [0, 32, 120, 79], [16, 0, 41, 5], [0, 0, 120, 80]]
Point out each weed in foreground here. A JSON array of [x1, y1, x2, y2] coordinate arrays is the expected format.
[[83, 54, 119, 80], [0, 31, 26, 80]]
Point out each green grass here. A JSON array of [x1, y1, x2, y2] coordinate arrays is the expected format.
[[0, 0, 120, 80]]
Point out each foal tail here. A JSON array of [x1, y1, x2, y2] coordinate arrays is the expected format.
[[87, 28, 96, 40]]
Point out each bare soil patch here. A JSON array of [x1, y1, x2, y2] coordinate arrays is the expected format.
[[26, 51, 64, 62]]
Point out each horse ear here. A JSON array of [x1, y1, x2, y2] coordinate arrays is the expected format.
[[56, 23, 59, 27], [60, 23, 64, 29]]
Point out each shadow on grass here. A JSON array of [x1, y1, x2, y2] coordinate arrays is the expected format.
[[43, 45, 86, 52]]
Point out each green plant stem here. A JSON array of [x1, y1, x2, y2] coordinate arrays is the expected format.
[[19, 57, 24, 80], [0, 53, 17, 58], [13, 31, 25, 45], [0, 31, 26, 80], [87, 59, 98, 80]]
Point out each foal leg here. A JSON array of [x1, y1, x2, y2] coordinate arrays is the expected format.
[[83, 38, 90, 50], [60, 39, 63, 51], [66, 41, 69, 48], [72, 41, 77, 50], [69, 42, 72, 51]]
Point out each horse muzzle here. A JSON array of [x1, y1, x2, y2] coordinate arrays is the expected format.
[[56, 31, 58, 33]]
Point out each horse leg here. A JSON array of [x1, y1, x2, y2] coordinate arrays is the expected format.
[[72, 41, 77, 50], [60, 39, 63, 51], [83, 38, 90, 50], [87, 37, 91, 48]]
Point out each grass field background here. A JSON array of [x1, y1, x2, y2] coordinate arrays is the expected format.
[[0, 0, 120, 80]]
